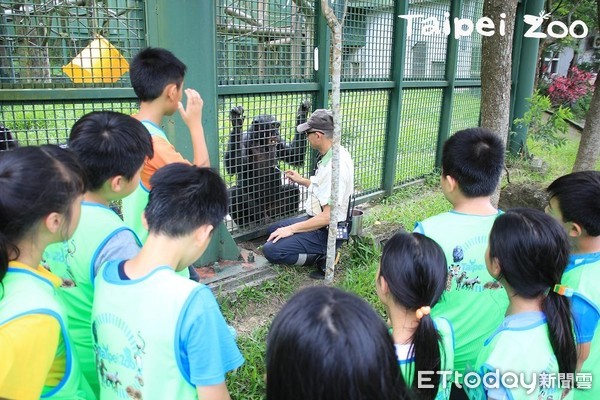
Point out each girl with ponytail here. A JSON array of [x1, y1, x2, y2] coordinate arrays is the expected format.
[[467, 208, 576, 400], [377, 232, 454, 400], [0, 145, 90, 399]]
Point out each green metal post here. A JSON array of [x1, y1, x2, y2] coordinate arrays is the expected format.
[[146, 0, 239, 264], [509, 0, 525, 127], [510, 0, 545, 155], [435, 0, 462, 168], [315, 1, 331, 110], [381, 0, 409, 195]]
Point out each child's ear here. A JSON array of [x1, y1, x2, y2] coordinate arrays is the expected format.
[[195, 224, 214, 246], [489, 257, 502, 280], [441, 174, 457, 193], [141, 212, 149, 231], [109, 176, 124, 193], [164, 83, 179, 102], [378, 274, 390, 296], [44, 212, 63, 235], [567, 221, 583, 238]]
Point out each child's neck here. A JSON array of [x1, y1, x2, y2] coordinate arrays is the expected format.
[[84, 191, 110, 207], [504, 285, 543, 316], [15, 234, 53, 269], [387, 305, 419, 345], [134, 102, 166, 126], [124, 234, 188, 279], [452, 196, 497, 215], [572, 235, 600, 255]]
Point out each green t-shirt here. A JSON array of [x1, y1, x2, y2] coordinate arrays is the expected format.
[[43, 202, 141, 396], [415, 210, 508, 376], [466, 311, 568, 400]]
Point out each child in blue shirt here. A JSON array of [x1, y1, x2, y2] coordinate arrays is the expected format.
[[466, 209, 576, 400], [547, 171, 600, 399], [92, 164, 243, 400]]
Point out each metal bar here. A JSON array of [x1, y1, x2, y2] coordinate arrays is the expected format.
[[217, 82, 320, 96], [435, 0, 462, 168], [509, 0, 525, 130], [402, 80, 449, 89], [0, 88, 136, 101], [150, 0, 238, 263], [315, 0, 331, 110], [381, 0, 409, 196], [510, 0, 544, 154]]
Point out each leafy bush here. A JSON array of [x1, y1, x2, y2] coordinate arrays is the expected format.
[[571, 91, 593, 121], [547, 67, 594, 107], [514, 91, 573, 151]]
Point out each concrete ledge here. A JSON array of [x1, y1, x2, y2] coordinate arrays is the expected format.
[[195, 247, 277, 295]]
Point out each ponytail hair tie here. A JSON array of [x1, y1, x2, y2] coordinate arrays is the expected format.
[[552, 284, 574, 297], [416, 306, 431, 320]]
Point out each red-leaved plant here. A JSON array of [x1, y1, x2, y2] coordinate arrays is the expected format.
[[547, 67, 595, 107]]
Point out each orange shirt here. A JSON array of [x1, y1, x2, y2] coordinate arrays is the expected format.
[[141, 135, 192, 189]]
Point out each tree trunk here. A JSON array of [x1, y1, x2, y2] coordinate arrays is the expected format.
[[572, 0, 600, 172], [321, 0, 344, 284], [572, 65, 600, 171], [13, 1, 52, 84], [480, 0, 518, 206]]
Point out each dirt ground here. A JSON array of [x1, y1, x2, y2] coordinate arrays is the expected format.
[[230, 239, 322, 336]]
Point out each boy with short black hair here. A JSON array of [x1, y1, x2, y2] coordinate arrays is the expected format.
[[413, 128, 508, 397], [122, 47, 209, 244], [547, 171, 600, 400], [43, 111, 153, 396], [93, 163, 243, 400]]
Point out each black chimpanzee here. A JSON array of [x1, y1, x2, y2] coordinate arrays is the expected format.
[[0, 125, 17, 151], [225, 100, 311, 228]]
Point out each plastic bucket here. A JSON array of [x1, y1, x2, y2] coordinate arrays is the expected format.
[[63, 35, 129, 84], [350, 209, 364, 236]]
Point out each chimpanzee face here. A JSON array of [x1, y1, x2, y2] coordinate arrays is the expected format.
[[247, 115, 281, 162]]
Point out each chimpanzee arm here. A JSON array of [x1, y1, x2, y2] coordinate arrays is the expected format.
[[277, 100, 311, 166], [224, 106, 245, 175]]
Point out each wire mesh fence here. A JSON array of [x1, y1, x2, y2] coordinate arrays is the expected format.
[[0, 0, 145, 88], [217, 92, 316, 234], [0, 100, 139, 146], [396, 88, 443, 184], [404, 0, 451, 81], [216, 0, 315, 85], [342, 1, 393, 81], [456, 0, 484, 80]]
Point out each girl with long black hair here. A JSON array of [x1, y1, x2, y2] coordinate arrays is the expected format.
[[377, 232, 454, 400]]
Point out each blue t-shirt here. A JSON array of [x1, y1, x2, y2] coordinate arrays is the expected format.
[[108, 262, 244, 386], [564, 253, 600, 344]]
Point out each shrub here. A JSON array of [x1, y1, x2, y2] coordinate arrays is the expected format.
[[514, 91, 573, 151], [547, 67, 594, 107]]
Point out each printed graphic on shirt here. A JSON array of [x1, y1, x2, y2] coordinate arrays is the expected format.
[[444, 237, 502, 293], [42, 239, 78, 288], [92, 314, 146, 398]]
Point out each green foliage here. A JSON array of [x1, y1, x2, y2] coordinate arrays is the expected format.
[[513, 91, 573, 151], [571, 91, 593, 122]]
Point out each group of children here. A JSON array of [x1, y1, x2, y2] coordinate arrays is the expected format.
[[0, 47, 242, 400], [266, 128, 599, 400], [0, 44, 598, 400]]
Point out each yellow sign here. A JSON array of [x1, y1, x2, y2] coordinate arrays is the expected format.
[[63, 35, 129, 84]]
